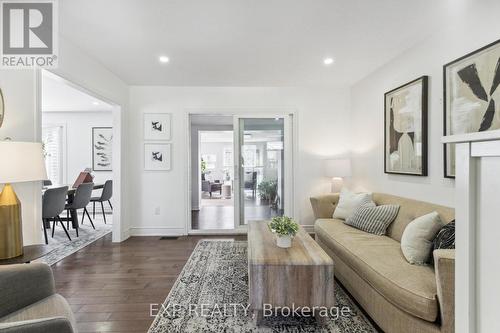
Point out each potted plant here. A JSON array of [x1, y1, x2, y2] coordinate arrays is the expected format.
[[268, 216, 299, 248], [257, 179, 278, 203]]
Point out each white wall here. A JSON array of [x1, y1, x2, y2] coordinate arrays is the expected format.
[[0, 36, 129, 244], [0, 69, 42, 245], [128, 86, 351, 235], [350, 1, 500, 207], [42, 111, 113, 185], [53, 37, 130, 242]]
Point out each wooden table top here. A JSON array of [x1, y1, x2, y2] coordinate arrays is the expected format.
[[247, 220, 333, 266], [43, 183, 104, 195], [0, 245, 52, 265]]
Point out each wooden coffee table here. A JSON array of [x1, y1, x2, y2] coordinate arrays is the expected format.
[[247, 220, 334, 325]]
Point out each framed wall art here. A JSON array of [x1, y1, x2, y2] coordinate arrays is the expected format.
[[444, 39, 500, 178], [144, 113, 172, 141], [92, 127, 113, 171], [384, 76, 428, 176], [145, 143, 171, 171]]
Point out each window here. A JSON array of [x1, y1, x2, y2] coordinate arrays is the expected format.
[[202, 154, 217, 170], [242, 145, 257, 167], [42, 126, 64, 185]]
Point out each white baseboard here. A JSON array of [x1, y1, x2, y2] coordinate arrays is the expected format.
[[301, 224, 315, 233], [120, 228, 131, 241], [129, 227, 187, 236]]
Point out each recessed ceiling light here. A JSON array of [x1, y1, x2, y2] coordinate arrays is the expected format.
[[323, 57, 335, 65], [159, 56, 169, 64], [92, 101, 99, 106]]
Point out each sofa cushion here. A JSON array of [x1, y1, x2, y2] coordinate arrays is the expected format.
[[0, 294, 76, 330], [315, 218, 438, 322], [333, 188, 372, 220], [401, 212, 444, 265], [345, 204, 400, 235]]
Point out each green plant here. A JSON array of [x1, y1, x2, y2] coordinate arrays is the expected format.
[[201, 158, 207, 174], [268, 216, 299, 237], [257, 179, 278, 201]]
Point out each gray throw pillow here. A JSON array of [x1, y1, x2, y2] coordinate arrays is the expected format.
[[401, 212, 444, 265], [344, 204, 400, 235]]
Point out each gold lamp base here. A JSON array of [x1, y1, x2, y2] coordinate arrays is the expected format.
[[0, 184, 23, 259]]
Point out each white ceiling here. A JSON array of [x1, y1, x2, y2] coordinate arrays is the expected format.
[[42, 71, 114, 112], [59, 0, 452, 86]]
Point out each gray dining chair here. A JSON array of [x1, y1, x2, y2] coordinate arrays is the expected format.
[[91, 180, 113, 224], [65, 182, 95, 236], [42, 186, 71, 244]]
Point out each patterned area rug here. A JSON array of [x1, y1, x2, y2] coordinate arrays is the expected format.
[[149, 240, 379, 333], [34, 218, 112, 266]]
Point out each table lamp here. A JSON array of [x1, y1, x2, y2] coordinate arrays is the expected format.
[[324, 158, 351, 193], [0, 142, 47, 259]]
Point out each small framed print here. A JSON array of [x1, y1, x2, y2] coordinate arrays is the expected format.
[[384, 76, 428, 176], [144, 113, 172, 141], [145, 143, 171, 171]]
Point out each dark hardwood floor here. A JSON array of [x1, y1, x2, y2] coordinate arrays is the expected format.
[[52, 233, 246, 332]]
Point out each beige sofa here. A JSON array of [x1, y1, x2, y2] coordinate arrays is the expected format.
[[310, 193, 455, 333]]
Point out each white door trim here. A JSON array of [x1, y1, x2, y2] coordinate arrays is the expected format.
[[38, 69, 126, 242]]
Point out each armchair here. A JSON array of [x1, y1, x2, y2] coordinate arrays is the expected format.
[[202, 180, 222, 197], [0, 263, 76, 333]]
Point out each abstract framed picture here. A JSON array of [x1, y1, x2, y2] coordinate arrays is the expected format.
[[384, 76, 428, 176], [444, 39, 500, 178], [144, 113, 172, 141], [144, 143, 171, 171], [92, 127, 113, 171]]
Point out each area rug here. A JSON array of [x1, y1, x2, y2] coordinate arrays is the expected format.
[[149, 240, 380, 333], [34, 219, 112, 266]]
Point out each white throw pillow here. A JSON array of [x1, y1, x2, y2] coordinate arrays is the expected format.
[[401, 212, 444, 265], [332, 188, 373, 220]]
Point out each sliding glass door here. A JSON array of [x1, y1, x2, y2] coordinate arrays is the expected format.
[[233, 116, 292, 227]]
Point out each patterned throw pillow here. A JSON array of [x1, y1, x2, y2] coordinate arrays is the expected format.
[[430, 220, 455, 264], [344, 204, 400, 235]]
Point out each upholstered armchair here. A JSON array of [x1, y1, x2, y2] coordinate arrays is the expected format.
[[202, 180, 222, 197], [0, 263, 76, 333]]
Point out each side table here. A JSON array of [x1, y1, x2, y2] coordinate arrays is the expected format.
[[0, 245, 52, 265]]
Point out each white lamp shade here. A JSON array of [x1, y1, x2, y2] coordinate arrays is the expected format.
[[0, 142, 48, 184], [324, 158, 351, 178]]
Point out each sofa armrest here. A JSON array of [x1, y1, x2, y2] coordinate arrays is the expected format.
[[0, 317, 74, 333], [310, 194, 340, 219], [0, 263, 56, 318], [433, 249, 455, 333]]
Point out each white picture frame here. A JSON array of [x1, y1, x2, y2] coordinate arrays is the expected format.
[[144, 143, 171, 171], [144, 113, 172, 141]]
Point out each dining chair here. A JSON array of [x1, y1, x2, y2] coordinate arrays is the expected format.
[[91, 180, 113, 224], [42, 186, 71, 244], [65, 182, 95, 236]]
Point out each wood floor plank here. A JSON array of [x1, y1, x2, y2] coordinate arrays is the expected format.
[[52, 233, 246, 332]]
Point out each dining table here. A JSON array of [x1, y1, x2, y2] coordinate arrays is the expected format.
[[43, 183, 104, 230]]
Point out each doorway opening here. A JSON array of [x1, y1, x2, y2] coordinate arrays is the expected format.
[[189, 113, 292, 232], [40, 70, 122, 245]]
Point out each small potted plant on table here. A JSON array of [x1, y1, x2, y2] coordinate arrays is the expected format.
[[268, 216, 299, 248]]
